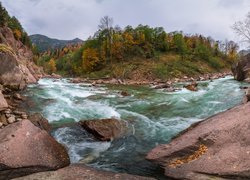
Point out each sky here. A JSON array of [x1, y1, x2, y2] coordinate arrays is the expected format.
[[2, 0, 250, 47]]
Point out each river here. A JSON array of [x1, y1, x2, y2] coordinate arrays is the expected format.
[[23, 76, 245, 178]]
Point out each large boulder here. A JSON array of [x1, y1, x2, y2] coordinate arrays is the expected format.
[[14, 164, 154, 180], [0, 120, 70, 179], [146, 102, 250, 179], [232, 54, 250, 81], [0, 91, 8, 111], [79, 118, 127, 141]]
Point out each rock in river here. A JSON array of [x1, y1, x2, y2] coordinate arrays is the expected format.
[[184, 81, 198, 91], [146, 102, 250, 179], [79, 118, 127, 141], [0, 120, 70, 179]]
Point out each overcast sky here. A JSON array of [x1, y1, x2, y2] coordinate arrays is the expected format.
[[2, 0, 250, 47]]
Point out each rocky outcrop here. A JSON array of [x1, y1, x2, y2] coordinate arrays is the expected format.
[[0, 120, 70, 179], [232, 54, 250, 81], [0, 27, 44, 90], [79, 118, 127, 141], [146, 102, 250, 179], [14, 164, 154, 180]]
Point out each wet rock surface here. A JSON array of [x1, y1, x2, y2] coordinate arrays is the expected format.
[[79, 118, 127, 141], [146, 102, 250, 180]]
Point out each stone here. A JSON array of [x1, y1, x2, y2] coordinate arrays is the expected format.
[[0, 122, 3, 128], [79, 118, 127, 141], [120, 91, 130, 96], [14, 164, 154, 180], [146, 102, 250, 179], [0, 120, 70, 179], [0, 91, 8, 111], [28, 113, 51, 132], [184, 82, 198, 91], [13, 93, 23, 101], [0, 114, 8, 126], [7, 115, 15, 124]]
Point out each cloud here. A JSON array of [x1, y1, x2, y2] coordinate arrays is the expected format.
[[2, 0, 250, 48]]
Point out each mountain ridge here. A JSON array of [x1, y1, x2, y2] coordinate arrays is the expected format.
[[29, 34, 83, 52]]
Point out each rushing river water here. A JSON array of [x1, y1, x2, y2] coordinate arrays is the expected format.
[[23, 76, 245, 178]]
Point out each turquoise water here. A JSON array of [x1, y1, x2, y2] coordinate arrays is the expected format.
[[23, 76, 245, 178]]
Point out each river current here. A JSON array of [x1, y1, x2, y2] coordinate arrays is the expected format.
[[23, 76, 245, 178]]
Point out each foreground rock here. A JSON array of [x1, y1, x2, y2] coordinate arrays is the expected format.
[[79, 118, 127, 141], [232, 53, 250, 81], [0, 120, 70, 179], [14, 164, 154, 180], [146, 102, 250, 179]]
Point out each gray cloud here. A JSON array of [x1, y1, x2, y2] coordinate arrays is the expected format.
[[2, 0, 250, 48]]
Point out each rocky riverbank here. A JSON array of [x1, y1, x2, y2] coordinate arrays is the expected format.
[[68, 72, 232, 87], [146, 90, 250, 179]]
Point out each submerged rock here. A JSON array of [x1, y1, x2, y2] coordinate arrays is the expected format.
[[0, 120, 70, 179], [146, 102, 250, 179], [184, 81, 198, 91], [79, 118, 127, 141], [14, 164, 155, 180]]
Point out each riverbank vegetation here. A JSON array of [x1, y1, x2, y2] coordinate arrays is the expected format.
[[36, 16, 239, 80]]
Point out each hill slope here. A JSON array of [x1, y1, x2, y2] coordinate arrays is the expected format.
[[30, 34, 83, 52]]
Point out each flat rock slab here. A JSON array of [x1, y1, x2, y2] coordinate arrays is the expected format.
[[0, 120, 70, 179], [147, 102, 250, 179], [79, 118, 127, 141], [14, 164, 155, 180]]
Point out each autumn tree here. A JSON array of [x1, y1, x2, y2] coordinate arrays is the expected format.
[[48, 58, 57, 74], [82, 48, 102, 71]]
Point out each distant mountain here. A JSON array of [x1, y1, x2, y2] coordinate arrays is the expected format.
[[29, 34, 83, 52]]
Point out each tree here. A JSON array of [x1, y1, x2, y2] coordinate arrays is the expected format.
[[0, 2, 8, 27], [233, 12, 250, 45], [98, 16, 114, 64], [82, 48, 102, 71], [48, 58, 57, 74]]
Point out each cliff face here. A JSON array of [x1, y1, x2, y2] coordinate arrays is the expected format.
[[0, 26, 44, 90]]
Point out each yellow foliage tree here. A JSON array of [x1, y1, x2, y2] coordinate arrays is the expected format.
[[48, 58, 57, 74], [82, 48, 101, 71], [13, 29, 22, 40]]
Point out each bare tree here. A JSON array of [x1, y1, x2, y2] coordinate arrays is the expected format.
[[98, 16, 114, 64], [232, 12, 250, 44]]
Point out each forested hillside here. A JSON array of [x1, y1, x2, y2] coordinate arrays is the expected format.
[[37, 16, 239, 80], [29, 34, 83, 52]]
